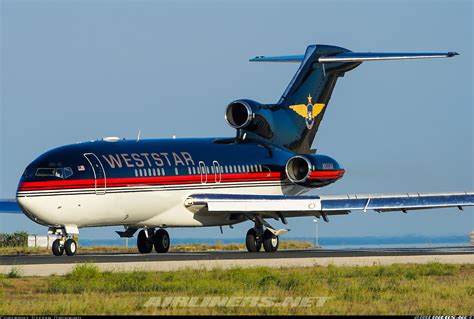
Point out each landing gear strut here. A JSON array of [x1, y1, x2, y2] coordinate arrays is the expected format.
[[137, 228, 170, 254]]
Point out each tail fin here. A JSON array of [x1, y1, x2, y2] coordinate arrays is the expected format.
[[250, 45, 458, 153]]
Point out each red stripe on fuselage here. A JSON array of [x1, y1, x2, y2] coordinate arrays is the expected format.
[[18, 170, 345, 191], [308, 169, 345, 180], [18, 172, 282, 191]]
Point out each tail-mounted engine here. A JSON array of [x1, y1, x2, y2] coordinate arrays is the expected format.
[[285, 154, 345, 188], [225, 99, 274, 140]]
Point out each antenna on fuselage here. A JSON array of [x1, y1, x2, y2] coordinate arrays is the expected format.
[[137, 130, 141, 142]]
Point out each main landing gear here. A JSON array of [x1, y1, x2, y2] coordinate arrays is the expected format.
[[246, 228, 279, 252], [245, 216, 286, 253], [137, 228, 170, 254]]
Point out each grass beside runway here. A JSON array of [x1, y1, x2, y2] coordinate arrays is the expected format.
[[0, 263, 473, 315], [0, 240, 316, 255]]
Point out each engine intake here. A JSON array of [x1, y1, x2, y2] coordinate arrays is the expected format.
[[285, 155, 311, 183], [225, 100, 255, 129], [285, 154, 345, 187]]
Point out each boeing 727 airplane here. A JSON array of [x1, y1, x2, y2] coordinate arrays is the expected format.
[[1, 44, 472, 256]]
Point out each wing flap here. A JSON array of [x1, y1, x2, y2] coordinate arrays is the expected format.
[[188, 194, 322, 212]]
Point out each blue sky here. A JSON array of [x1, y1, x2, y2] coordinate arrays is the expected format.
[[0, 0, 472, 240]]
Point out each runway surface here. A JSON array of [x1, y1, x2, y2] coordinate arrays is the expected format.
[[1, 246, 473, 265]]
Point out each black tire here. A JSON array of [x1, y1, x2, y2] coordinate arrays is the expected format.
[[137, 229, 153, 254], [64, 239, 77, 256], [245, 228, 262, 252], [262, 229, 279, 252], [153, 229, 170, 253], [52, 239, 64, 256]]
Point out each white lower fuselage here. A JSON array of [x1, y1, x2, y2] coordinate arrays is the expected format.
[[17, 180, 304, 228]]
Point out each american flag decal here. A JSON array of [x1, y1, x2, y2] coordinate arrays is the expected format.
[[77, 165, 85, 171]]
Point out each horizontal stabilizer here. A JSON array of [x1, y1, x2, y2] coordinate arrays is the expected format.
[[250, 51, 458, 63], [318, 51, 459, 63], [250, 55, 305, 63], [0, 199, 22, 214]]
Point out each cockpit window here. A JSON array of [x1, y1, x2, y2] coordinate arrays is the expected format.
[[64, 167, 73, 178], [35, 168, 55, 177], [54, 168, 64, 178], [35, 167, 74, 179]]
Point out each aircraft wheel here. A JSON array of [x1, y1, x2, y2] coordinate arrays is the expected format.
[[245, 228, 262, 252], [65, 238, 77, 256], [52, 239, 64, 256], [137, 229, 153, 254], [262, 229, 279, 252], [153, 229, 170, 253]]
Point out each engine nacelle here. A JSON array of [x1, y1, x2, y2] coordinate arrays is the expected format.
[[225, 100, 259, 129], [285, 154, 345, 188], [225, 99, 275, 140]]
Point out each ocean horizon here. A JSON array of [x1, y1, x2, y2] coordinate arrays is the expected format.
[[78, 234, 473, 249]]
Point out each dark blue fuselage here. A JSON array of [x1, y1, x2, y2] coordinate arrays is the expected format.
[[18, 137, 344, 194]]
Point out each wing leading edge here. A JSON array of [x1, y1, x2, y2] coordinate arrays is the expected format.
[[0, 200, 23, 214], [185, 192, 474, 217]]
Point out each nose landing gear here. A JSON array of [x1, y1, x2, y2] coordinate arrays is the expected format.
[[50, 226, 78, 256], [51, 237, 78, 256], [52, 238, 64, 256], [64, 238, 77, 256]]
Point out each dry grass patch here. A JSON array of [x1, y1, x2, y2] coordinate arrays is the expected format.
[[1, 263, 473, 315]]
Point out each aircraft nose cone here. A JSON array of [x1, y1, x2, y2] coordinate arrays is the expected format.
[[15, 196, 42, 225]]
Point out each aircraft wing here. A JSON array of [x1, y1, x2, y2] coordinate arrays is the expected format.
[[0, 199, 23, 214], [185, 192, 473, 220]]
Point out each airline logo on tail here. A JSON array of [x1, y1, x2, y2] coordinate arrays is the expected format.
[[289, 95, 325, 129]]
